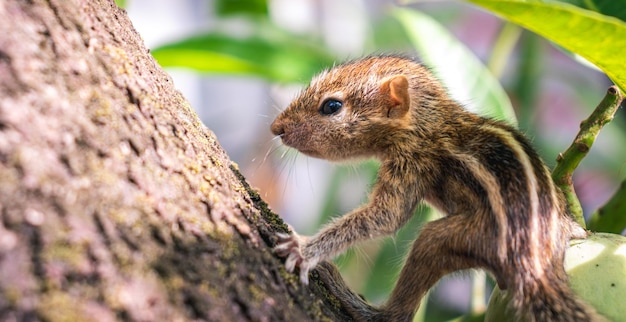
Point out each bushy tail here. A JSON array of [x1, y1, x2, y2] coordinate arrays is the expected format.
[[513, 276, 602, 322]]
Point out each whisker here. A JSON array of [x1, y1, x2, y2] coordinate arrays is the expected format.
[[262, 143, 281, 165], [250, 136, 283, 174], [280, 147, 290, 159], [288, 152, 298, 186], [306, 156, 315, 193], [273, 105, 283, 113], [279, 151, 299, 197]]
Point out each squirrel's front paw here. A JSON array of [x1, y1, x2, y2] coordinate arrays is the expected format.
[[275, 232, 319, 284]]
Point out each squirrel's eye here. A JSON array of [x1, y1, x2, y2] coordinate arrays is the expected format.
[[320, 99, 342, 115]]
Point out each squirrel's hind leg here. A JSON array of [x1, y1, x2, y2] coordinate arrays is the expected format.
[[381, 215, 501, 322]]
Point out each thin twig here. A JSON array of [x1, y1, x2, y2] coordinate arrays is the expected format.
[[551, 86, 624, 228]]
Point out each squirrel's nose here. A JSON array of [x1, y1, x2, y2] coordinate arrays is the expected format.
[[270, 119, 285, 136]]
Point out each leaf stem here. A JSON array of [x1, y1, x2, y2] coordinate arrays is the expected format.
[[588, 179, 626, 233], [551, 86, 623, 228], [487, 22, 522, 79]]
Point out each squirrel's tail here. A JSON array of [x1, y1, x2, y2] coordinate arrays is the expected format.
[[512, 273, 602, 322], [315, 262, 385, 322]]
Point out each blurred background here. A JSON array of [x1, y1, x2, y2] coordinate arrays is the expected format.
[[123, 0, 625, 320]]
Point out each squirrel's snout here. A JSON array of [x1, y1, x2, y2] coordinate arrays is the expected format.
[[270, 119, 285, 137]]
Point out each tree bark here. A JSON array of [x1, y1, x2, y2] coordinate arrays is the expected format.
[[0, 1, 352, 321]]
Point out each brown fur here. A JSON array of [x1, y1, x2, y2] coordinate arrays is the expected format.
[[271, 55, 600, 321]]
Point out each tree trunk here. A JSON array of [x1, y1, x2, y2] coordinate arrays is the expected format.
[[0, 1, 353, 321]]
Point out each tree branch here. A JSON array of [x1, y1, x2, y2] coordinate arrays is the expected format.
[[0, 1, 353, 320], [551, 85, 624, 227]]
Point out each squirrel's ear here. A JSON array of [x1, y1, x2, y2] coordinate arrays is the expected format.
[[380, 75, 410, 118]]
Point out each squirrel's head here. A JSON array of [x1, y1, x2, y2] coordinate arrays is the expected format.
[[270, 55, 446, 161]]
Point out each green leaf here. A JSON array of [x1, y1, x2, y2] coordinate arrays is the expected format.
[[215, 0, 268, 17], [557, 0, 626, 22], [466, 0, 626, 95], [114, 0, 126, 8], [588, 179, 626, 233], [151, 31, 335, 83], [393, 8, 518, 125]]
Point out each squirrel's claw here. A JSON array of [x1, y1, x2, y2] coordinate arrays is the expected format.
[[285, 252, 301, 273], [299, 256, 320, 285], [300, 267, 310, 284], [274, 232, 297, 257], [275, 231, 316, 284]]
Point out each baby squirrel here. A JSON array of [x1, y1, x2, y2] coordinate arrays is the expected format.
[[271, 55, 601, 321]]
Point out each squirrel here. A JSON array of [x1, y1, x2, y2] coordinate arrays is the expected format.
[[270, 55, 601, 321]]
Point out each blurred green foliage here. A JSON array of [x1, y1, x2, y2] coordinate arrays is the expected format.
[[467, 0, 626, 94], [561, 0, 626, 21], [393, 8, 518, 124], [215, 0, 268, 16], [147, 0, 626, 320], [151, 0, 334, 83], [152, 29, 334, 83]]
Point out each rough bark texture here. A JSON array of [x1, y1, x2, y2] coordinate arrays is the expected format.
[[0, 1, 352, 321]]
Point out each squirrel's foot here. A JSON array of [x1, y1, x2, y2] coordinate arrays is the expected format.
[[274, 232, 318, 284]]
